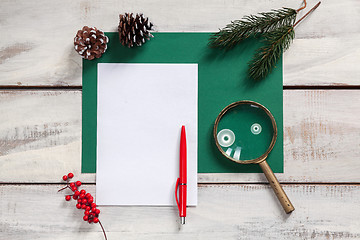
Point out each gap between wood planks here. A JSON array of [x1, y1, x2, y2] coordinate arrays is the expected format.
[[0, 85, 360, 90]]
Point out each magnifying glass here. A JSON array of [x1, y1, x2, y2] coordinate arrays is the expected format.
[[213, 100, 295, 213]]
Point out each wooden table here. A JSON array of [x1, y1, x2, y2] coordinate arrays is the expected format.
[[1, 0, 359, 239]]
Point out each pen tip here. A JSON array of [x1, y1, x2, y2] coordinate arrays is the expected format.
[[180, 217, 186, 225]]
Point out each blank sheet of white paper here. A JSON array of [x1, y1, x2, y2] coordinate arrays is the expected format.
[[96, 63, 198, 206]]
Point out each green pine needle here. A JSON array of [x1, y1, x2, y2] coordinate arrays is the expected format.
[[248, 25, 295, 81], [209, 8, 297, 49]]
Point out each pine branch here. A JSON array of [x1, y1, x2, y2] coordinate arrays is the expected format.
[[248, 1, 321, 81], [209, 8, 297, 49], [248, 25, 295, 81]]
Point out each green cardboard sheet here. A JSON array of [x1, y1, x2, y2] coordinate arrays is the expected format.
[[82, 32, 283, 173]]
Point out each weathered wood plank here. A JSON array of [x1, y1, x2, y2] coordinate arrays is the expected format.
[[1, 184, 359, 239], [0, 0, 359, 86], [0, 90, 359, 183], [0, 90, 83, 182], [202, 90, 360, 183]]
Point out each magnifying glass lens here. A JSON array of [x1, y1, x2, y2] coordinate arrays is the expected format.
[[216, 103, 275, 161]]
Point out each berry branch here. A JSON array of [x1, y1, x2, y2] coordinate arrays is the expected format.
[[58, 173, 107, 240]]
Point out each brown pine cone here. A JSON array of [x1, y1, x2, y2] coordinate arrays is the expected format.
[[74, 26, 109, 60], [118, 13, 154, 48]]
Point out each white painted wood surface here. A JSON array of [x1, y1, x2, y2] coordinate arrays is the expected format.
[[0, 90, 359, 183], [0, 0, 359, 86], [1, 0, 360, 239], [1, 184, 359, 239]]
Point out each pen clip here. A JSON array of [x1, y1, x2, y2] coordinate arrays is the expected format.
[[175, 178, 181, 212]]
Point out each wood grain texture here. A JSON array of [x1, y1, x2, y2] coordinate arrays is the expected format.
[[1, 1, 358, 238], [1, 184, 359, 240], [0, 90, 359, 183], [0, 0, 359, 86], [0, 91, 82, 182]]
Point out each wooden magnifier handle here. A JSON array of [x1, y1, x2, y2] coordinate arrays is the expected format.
[[259, 161, 295, 214]]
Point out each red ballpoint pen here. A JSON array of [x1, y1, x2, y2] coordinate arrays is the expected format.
[[175, 125, 187, 224]]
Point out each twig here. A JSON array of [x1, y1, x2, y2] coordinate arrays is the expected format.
[[57, 185, 70, 192], [274, 1, 321, 50], [296, 0, 307, 12], [264, 1, 321, 59], [294, 1, 321, 27], [99, 220, 108, 240]]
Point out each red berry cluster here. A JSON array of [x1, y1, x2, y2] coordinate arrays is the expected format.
[[59, 173, 107, 239]]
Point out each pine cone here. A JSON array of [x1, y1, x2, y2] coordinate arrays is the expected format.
[[74, 26, 109, 60], [118, 13, 154, 48]]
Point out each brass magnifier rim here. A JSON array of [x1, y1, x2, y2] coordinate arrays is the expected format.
[[213, 100, 278, 164]]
